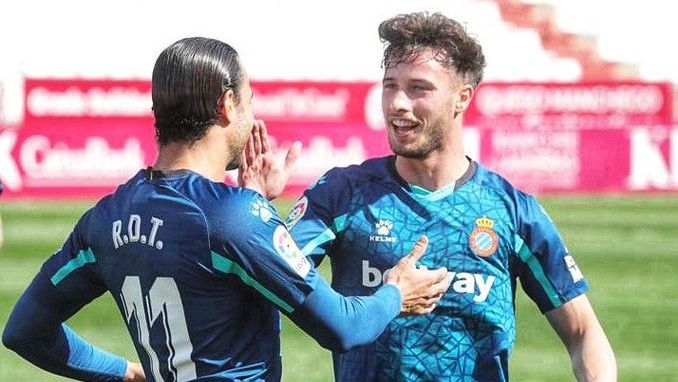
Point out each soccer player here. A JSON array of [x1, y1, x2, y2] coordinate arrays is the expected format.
[[2, 37, 452, 382], [286, 13, 617, 381]]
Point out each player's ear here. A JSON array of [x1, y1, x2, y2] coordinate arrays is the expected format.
[[456, 84, 474, 113], [219, 89, 238, 125]]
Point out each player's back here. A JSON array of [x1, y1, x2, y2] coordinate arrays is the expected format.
[[80, 169, 281, 381]]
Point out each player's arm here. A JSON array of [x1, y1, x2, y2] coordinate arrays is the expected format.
[[237, 119, 336, 268], [512, 193, 616, 380], [211, 194, 449, 353], [287, 236, 450, 352], [2, 212, 145, 382], [546, 295, 617, 382], [2, 272, 144, 382], [234, 123, 450, 349]]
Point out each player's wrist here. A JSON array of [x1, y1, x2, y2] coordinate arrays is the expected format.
[[378, 282, 403, 317], [123, 361, 145, 382]]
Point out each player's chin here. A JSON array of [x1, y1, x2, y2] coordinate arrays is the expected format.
[[391, 145, 429, 159]]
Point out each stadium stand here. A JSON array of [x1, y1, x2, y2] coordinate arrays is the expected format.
[[0, 0, 676, 124], [502, 0, 678, 82]]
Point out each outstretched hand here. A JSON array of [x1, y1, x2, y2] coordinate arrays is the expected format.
[[384, 236, 452, 315], [238, 120, 301, 200]]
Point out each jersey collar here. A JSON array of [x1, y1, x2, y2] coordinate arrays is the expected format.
[[144, 167, 197, 180], [386, 155, 478, 196]]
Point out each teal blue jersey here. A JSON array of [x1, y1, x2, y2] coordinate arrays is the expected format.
[[287, 156, 588, 381]]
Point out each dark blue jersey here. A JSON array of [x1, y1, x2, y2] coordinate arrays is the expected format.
[[45, 169, 319, 381], [3, 168, 402, 382], [287, 156, 589, 382]]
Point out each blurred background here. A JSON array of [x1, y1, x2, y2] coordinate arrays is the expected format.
[[1, 0, 677, 381]]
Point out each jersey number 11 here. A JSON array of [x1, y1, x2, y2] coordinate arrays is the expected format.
[[120, 276, 197, 382]]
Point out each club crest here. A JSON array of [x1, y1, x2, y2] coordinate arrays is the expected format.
[[285, 196, 308, 229], [469, 216, 499, 257]]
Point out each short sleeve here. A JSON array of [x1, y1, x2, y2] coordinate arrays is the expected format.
[[513, 194, 588, 313], [40, 209, 107, 306], [208, 190, 320, 314]]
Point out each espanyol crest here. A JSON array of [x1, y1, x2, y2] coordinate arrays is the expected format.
[[469, 216, 499, 257]]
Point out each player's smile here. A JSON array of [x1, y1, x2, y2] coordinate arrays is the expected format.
[[390, 117, 421, 140]]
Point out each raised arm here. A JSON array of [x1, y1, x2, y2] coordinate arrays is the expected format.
[[546, 295, 617, 382], [235, 121, 451, 351], [238, 119, 301, 200]]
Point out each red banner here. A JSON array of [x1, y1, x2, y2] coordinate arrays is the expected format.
[[0, 122, 156, 198], [0, 122, 393, 199], [5, 78, 675, 199]]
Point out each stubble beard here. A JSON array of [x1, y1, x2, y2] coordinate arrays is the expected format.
[[390, 122, 445, 160], [225, 110, 253, 171]]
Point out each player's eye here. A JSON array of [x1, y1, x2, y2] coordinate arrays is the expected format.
[[410, 85, 429, 92]]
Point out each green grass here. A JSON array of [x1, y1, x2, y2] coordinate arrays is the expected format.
[[1, 196, 677, 381]]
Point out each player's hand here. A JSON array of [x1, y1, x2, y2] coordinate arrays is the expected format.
[[124, 361, 146, 382], [238, 119, 301, 200], [384, 236, 452, 315]]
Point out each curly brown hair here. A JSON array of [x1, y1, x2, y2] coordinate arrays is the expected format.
[[379, 12, 486, 87]]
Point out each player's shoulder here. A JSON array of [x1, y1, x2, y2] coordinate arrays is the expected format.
[[468, 161, 540, 216], [471, 162, 545, 217], [175, 175, 265, 219], [471, 162, 532, 200], [86, 170, 148, 215], [92, 169, 262, 218], [315, 155, 393, 187]]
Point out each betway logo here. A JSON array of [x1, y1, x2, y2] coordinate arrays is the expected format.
[[0, 131, 144, 191], [362, 261, 496, 302]]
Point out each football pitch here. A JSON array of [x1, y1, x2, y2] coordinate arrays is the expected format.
[[1, 196, 677, 381]]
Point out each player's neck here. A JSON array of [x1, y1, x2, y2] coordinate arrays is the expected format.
[[395, 148, 468, 192], [153, 129, 230, 182]]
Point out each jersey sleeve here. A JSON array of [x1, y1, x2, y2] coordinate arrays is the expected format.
[[3, 272, 127, 382], [513, 193, 589, 313], [207, 189, 402, 351], [286, 170, 350, 265], [287, 276, 401, 352], [40, 208, 107, 306], [3, 209, 128, 381], [208, 190, 320, 314]]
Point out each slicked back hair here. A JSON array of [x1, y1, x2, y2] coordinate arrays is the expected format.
[[152, 37, 243, 145], [379, 12, 486, 87]]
